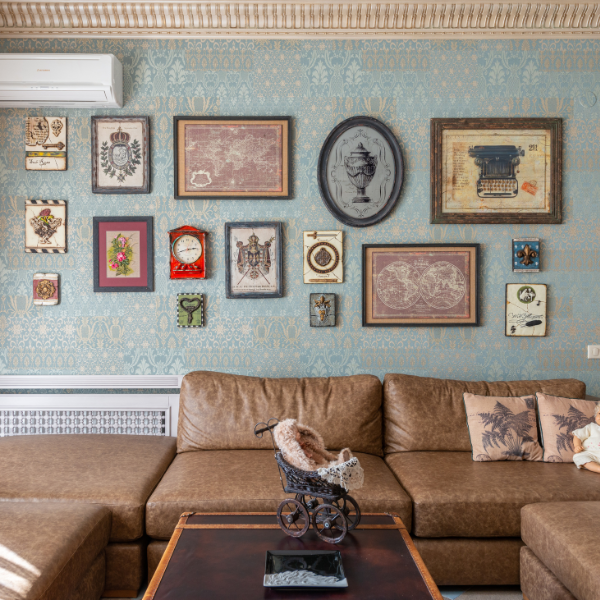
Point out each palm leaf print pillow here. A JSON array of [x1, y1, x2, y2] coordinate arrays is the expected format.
[[537, 393, 596, 463], [464, 394, 543, 462]]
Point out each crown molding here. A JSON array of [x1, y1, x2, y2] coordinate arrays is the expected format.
[[0, 375, 183, 388], [1, 2, 600, 39]]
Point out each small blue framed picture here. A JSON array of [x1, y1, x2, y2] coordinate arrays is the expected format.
[[513, 238, 540, 273]]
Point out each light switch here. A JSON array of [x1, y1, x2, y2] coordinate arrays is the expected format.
[[588, 345, 600, 359]]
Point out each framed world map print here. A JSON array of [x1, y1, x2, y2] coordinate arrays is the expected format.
[[91, 117, 150, 194], [174, 117, 290, 199], [431, 118, 562, 224], [362, 244, 479, 327], [318, 116, 404, 228]]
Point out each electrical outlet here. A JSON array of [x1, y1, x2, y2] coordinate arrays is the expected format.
[[588, 345, 600, 359]]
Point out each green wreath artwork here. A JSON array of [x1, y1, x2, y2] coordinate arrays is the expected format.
[[100, 126, 142, 184], [107, 233, 135, 276]]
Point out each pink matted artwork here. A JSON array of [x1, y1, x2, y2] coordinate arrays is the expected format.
[[363, 245, 479, 326], [175, 119, 290, 198]]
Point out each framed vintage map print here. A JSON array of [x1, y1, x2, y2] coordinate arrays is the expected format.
[[174, 117, 290, 199], [506, 284, 547, 337], [303, 231, 343, 284], [25, 200, 66, 253], [431, 118, 562, 224], [26, 117, 67, 171], [91, 117, 150, 194], [93, 216, 154, 293], [318, 116, 404, 227], [363, 244, 479, 327], [225, 222, 283, 299]]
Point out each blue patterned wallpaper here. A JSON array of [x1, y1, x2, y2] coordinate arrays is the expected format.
[[1, 39, 599, 394]]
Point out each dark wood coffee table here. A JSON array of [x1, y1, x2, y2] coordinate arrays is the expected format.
[[144, 513, 443, 599]]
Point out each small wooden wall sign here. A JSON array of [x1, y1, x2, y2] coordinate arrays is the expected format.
[[177, 293, 204, 328], [33, 273, 59, 305], [26, 117, 67, 171]]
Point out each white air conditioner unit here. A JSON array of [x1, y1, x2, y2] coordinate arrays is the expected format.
[[0, 54, 123, 108]]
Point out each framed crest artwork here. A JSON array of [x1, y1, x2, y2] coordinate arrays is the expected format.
[[363, 244, 479, 327], [177, 293, 204, 328], [33, 273, 59, 306], [26, 117, 67, 171], [93, 216, 154, 293], [303, 231, 343, 284], [25, 200, 66, 253], [505, 283, 547, 337], [225, 222, 283, 299], [174, 117, 291, 199], [318, 116, 404, 228], [431, 118, 562, 224], [91, 116, 150, 194]]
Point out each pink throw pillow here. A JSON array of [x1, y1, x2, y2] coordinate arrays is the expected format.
[[464, 393, 543, 462], [537, 393, 596, 463]]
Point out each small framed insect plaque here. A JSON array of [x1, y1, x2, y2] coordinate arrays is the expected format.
[[505, 283, 547, 337]]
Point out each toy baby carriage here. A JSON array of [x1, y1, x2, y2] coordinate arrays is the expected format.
[[254, 418, 362, 544]]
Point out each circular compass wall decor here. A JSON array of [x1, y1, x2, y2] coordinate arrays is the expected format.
[[318, 116, 404, 228]]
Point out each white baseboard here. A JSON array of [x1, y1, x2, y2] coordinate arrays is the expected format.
[[0, 375, 184, 389]]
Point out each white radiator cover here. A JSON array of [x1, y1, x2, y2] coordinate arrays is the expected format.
[[0, 394, 179, 437]]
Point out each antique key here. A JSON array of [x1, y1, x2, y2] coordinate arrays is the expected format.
[[180, 297, 201, 325], [42, 142, 66, 150]]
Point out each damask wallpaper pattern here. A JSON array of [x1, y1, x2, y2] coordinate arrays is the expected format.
[[0, 39, 599, 393]]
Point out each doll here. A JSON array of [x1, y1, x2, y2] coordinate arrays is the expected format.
[[273, 418, 352, 472], [572, 402, 600, 474]]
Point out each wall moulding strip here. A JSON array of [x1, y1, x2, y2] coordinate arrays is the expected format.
[[2, 2, 600, 39], [0, 375, 183, 389]]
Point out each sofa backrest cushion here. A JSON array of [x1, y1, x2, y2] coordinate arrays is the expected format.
[[178, 371, 383, 456], [383, 374, 586, 453]]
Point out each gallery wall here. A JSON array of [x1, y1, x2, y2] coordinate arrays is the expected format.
[[1, 38, 599, 393]]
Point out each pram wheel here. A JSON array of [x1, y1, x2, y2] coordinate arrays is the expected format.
[[312, 503, 347, 544], [277, 498, 309, 538], [333, 495, 361, 531]]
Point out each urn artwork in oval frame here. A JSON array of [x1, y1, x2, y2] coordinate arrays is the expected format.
[[318, 117, 404, 228]]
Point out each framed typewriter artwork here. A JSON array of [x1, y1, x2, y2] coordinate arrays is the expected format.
[[431, 118, 562, 224]]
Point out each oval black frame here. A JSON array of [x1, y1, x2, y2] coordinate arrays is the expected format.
[[317, 116, 404, 228]]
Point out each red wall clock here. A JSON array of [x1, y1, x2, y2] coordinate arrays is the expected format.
[[169, 225, 206, 279]]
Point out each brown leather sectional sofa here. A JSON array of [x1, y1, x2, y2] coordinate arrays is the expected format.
[[1, 370, 598, 599]]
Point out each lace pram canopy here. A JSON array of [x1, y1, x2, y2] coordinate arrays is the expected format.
[[317, 457, 364, 492]]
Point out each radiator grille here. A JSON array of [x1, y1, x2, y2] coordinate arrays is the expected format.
[[0, 409, 167, 437]]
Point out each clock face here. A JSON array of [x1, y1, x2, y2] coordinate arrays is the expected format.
[[172, 234, 203, 264]]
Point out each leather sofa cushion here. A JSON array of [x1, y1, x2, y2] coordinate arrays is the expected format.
[[383, 374, 586, 453], [520, 546, 576, 600], [178, 371, 383, 456], [0, 501, 110, 600], [385, 451, 600, 538], [522, 502, 600, 600], [146, 449, 411, 539], [413, 537, 524, 586], [105, 541, 146, 593], [0, 434, 176, 542]]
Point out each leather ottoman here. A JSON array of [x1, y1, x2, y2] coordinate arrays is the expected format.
[[0, 501, 110, 600]]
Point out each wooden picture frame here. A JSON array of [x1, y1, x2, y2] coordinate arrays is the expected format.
[[431, 118, 562, 224], [318, 116, 404, 228], [93, 216, 154, 293], [91, 116, 150, 194], [363, 244, 479, 327], [225, 222, 283, 299], [174, 117, 291, 200]]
